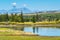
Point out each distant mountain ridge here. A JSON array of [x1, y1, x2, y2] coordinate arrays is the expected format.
[[0, 7, 32, 14], [0, 7, 60, 14]]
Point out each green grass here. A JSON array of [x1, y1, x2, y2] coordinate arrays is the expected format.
[[0, 36, 60, 40], [0, 28, 10, 30], [0, 28, 15, 35], [0, 28, 36, 36]]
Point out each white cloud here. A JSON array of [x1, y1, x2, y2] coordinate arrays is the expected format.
[[12, 2, 16, 6], [23, 4, 27, 7]]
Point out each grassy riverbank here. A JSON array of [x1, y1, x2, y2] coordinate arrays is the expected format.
[[0, 28, 60, 40], [0, 22, 60, 40], [0, 28, 37, 36], [0, 36, 60, 40], [0, 21, 60, 27], [0, 21, 60, 25]]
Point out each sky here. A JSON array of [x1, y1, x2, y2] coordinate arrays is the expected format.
[[0, 0, 60, 11]]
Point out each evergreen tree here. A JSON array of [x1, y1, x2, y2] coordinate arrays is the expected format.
[[5, 13, 9, 22], [32, 15, 36, 23], [20, 10, 24, 23], [36, 13, 39, 22]]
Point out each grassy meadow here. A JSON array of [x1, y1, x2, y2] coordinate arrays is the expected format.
[[0, 36, 60, 40]]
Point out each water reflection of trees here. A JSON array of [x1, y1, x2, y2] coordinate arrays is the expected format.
[[20, 27, 24, 31], [9, 26, 24, 31], [33, 27, 39, 33], [33, 27, 35, 33]]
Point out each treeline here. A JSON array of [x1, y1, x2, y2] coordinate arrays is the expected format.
[[0, 12, 60, 23]]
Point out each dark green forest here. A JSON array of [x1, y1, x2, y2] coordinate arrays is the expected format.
[[0, 13, 60, 23]]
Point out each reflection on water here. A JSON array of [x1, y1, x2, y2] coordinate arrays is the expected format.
[[32, 27, 39, 33], [9, 27, 24, 31], [6, 25, 60, 36], [24, 26, 60, 36]]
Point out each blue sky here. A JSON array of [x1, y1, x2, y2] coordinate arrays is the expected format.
[[0, 0, 60, 11]]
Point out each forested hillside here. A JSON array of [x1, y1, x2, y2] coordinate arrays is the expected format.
[[0, 13, 60, 23]]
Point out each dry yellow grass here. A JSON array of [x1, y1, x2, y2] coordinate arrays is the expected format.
[[0, 21, 58, 25]]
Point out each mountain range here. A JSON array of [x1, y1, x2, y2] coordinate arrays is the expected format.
[[0, 7, 32, 14], [0, 7, 60, 14]]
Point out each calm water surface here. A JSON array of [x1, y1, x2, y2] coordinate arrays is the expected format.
[[24, 27, 60, 36]]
